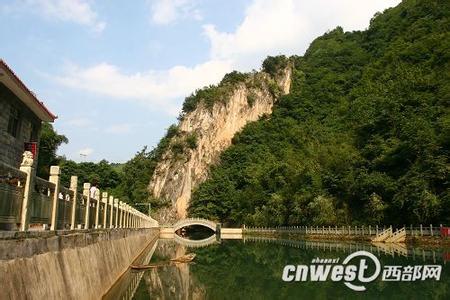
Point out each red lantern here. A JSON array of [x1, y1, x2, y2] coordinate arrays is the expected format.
[[24, 142, 37, 158]]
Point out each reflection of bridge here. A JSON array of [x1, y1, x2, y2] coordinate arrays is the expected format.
[[174, 234, 218, 248]]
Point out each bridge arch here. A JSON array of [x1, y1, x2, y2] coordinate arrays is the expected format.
[[173, 218, 218, 232]]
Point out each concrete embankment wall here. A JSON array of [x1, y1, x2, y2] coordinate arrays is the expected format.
[[0, 228, 159, 300]]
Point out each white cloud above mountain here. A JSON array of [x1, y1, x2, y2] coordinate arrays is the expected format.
[[52, 0, 400, 115]]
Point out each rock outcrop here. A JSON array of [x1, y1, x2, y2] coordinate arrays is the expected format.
[[149, 65, 292, 222]]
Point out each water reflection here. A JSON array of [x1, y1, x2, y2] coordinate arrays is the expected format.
[[104, 237, 450, 300]]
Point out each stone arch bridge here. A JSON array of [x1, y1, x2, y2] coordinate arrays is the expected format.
[[173, 218, 219, 232], [159, 218, 242, 236]]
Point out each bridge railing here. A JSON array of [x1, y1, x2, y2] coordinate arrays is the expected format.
[[0, 152, 158, 231], [243, 224, 445, 237]]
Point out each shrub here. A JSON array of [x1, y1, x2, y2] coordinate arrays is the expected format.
[[186, 133, 198, 149], [171, 141, 184, 155], [262, 55, 289, 76]]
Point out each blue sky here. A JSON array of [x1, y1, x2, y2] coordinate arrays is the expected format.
[[0, 0, 400, 163]]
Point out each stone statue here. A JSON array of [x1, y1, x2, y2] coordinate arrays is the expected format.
[[20, 151, 34, 167]]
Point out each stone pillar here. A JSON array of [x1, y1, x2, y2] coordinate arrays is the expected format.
[[49, 166, 61, 231], [83, 183, 91, 229], [19, 152, 34, 231], [125, 204, 128, 228], [114, 198, 119, 228], [109, 196, 114, 228], [126, 205, 130, 228], [69, 176, 78, 230], [119, 201, 123, 228], [102, 192, 108, 228], [94, 190, 100, 228]]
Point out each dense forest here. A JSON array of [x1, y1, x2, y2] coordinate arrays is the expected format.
[[188, 0, 450, 226]]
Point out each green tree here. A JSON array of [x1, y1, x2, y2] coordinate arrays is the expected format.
[[37, 122, 68, 178]]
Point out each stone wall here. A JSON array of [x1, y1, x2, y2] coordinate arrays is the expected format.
[[0, 228, 159, 300], [0, 83, 41, 168]]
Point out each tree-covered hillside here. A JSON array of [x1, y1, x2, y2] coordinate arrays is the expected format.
[[188, 0, 450, 226]]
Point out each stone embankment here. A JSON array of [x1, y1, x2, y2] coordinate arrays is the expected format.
[[0, 228, 159, 300]]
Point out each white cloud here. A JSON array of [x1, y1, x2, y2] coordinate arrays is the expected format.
[[203, 0, 401, 70], [13, 0, 105, 32], [53, 0, 400, 116], [105, 123, 133, 134], [54, 59, 233, 115], [150, 0, 202, 25], [78, 147, 94, 157]]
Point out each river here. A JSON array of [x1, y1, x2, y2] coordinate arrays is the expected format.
[[104, 234, 450, 299]]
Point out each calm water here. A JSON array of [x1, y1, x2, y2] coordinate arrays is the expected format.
[[105, 236, 450, 300]]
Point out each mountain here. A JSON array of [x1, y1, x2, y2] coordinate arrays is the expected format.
[[185, 0, 450, 226], [149, 59, 292, 222]]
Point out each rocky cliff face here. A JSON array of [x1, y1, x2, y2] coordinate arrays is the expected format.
[[149, 66, 292, 222]]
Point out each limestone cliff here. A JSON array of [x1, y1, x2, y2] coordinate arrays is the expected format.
[[149, 63, 292, 222]]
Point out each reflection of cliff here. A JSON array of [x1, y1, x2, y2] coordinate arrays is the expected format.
[[143, 240, 206, 300]]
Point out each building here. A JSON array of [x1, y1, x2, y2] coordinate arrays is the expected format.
[[0, 59, 56, 168]]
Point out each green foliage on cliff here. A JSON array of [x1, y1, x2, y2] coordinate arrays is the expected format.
[[186, 133, 198, 149], [181, 71, 249, 115], [262, 55, 289, 76], [189, 0, 450, 226], [180, 63, 286, 115]]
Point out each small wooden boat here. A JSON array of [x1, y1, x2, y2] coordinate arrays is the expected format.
[[170, 253, 196, 263], [130, 262, 167, 270], [131, 253, 196, 270]]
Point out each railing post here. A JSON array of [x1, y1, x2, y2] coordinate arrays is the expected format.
[[114, 198, 119, 228], [128, 206, 131, 228], [83, 183, 91, 229], [94, 190, 100, 228], [119, 201, 125, 228], [124, 204, 128, 228], [19, 152, 34, 231], [69, 176, 78, 230], [109, 196, 114, 228], [420, 224, 423, 236], [128, 207, 132, 228], [102, 192, 108, 228], [49, 166, 61, 231], [430, 224, 433, 236]]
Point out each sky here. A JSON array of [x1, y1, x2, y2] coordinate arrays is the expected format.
[[0, 0, 400, 163]]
